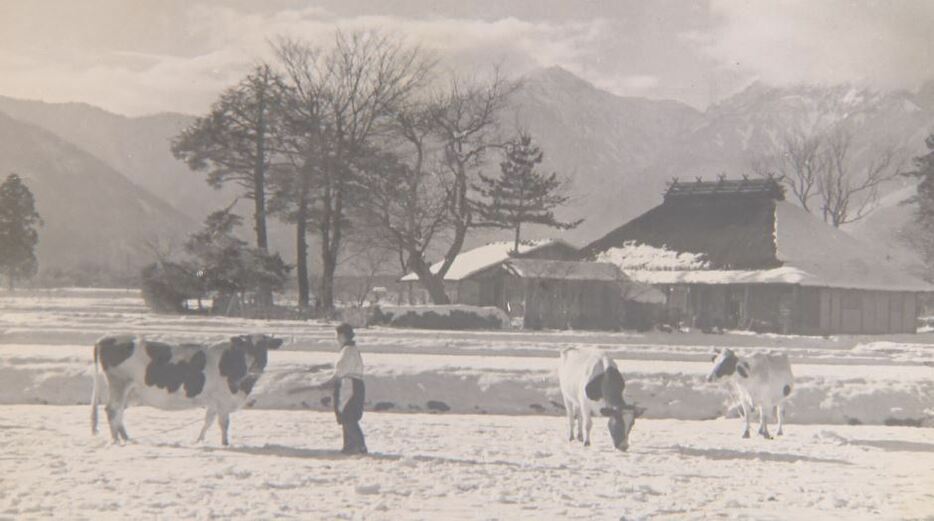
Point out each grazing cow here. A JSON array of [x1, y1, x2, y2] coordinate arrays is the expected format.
[[558, 348, 644, 451], [707, 348, 794, 439], [90, 334, 283, 445]]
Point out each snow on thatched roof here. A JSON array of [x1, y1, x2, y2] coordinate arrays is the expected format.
[[399, 240, 574, 282], [502, 259, 622, 281], [595, 242, 710, 271], [584, 179, 933, 292], [581, 184, 781, 269]]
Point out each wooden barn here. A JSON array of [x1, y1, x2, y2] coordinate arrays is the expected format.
[[399, 240, 662, 330], [399, 240, 578, 306], [580, 177, 933, 335], [500, 258, 636, 330]]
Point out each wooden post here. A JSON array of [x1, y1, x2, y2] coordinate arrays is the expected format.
[[742, 285, 750, 329]]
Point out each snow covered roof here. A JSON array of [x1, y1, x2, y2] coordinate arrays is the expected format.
[[586, 182, 934, 292], [582, 184, 781, 269], [502, 259, 623, 281], [399, 240, 575, 282], [771, 201, 932, 291]]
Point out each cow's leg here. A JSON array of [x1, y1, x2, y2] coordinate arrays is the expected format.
[[776, 404, 784, 436], [582, 408, 593, 447], [196, 409, 217, 443], [564, 399, 576, 441], [757, 404, 771, 439], [217, 412, 231, 446], [104, 380, 130, 444], [114, 384, 132, 442], [740, 401, 751, 438], [576, 408, 584, 442]]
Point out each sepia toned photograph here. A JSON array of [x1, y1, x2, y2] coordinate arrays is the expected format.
[[0, 1, 932, 519]]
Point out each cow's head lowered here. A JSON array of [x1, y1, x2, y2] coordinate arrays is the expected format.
[[707, 348, 749, 382], [219, 334, 284, 395], [586, 366, 645, 451]]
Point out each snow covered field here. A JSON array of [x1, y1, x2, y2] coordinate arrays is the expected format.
[[1, 406, 932, 520], [0, 288, 933, 519]]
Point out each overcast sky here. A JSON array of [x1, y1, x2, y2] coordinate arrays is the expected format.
[[1, 0, 932, 116]]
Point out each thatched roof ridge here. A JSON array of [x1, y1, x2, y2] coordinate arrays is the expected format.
[[664, 176, 785, 202]]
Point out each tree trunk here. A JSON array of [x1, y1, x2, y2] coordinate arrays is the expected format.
[[252, 80, 273, 307], [253, 172, 268, 251], [409, 255, 450, 304], [319, 250, 336, 315], [513, 222, 521, 253], [295, 170, 311, 309], [296, 218, 309, 309]]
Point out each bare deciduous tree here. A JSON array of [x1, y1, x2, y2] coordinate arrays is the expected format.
[[752, 130, 825, 212], [819, 128, 901, 227], [272, 31, 432, 313], [752, 126, 901, 227], [357, 71, 517, 304]]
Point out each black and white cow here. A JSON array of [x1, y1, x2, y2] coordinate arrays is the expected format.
[[90, 334, 283, 445], [707, 348, 794, 439], [558, 348, 644, 451]]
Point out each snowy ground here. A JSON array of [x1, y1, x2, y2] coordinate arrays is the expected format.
[[1, 288, 933, 519], [1, 406, 932, 520]]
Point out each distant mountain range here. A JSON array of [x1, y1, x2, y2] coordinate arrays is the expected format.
[[0, 111, 192, 272], [0, 67, 931, 277]]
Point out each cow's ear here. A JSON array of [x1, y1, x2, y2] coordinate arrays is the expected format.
[[599, 407, 616, 416], [585, 372, 605, 401], [737, 361, 749, 378], [266, 337, 284, 350], [634, 406, 647, 418]]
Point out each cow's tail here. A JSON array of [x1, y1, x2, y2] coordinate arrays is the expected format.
[[90, 339, 101, 435]]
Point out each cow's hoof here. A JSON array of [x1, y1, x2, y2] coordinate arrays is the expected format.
[[742, 431, 750, 439], [584, 440, 591, 447], [776, 430, 784, 437], [577, 434, 583, 442]]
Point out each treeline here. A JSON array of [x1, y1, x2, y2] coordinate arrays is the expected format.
[[163, 30, 577, 314]]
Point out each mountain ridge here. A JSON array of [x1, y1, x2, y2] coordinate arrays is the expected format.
[[0, 111, 194, 273]]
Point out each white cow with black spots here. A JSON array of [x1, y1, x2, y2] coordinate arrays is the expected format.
[[707, 348, 794, 439], [90, 334, 282, 445], [558, 348, 643, 451]]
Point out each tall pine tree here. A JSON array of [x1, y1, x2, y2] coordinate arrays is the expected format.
[[0, 174, 42, 290], [473, 133, 582, 252], [903, 133, 934, 280], [172, 64, 282, 254]]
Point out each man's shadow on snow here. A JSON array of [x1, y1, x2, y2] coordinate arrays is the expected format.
[[200, 444, 402, 461], [201, 444, 584, 472], [671, 445, 853, 465]]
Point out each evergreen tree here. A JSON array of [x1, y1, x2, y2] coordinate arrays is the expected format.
[[0, 173, 42, 290], [903, 134, 934, 280], [473, 133, 582, 252], [184, 205, 289, 309], [172, 64, 282, 254]]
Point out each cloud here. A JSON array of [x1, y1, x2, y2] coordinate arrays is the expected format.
[[0, 5, 613, 115], [702, 0, 934, 90]]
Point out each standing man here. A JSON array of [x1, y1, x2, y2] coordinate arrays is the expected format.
[[298, 323, 367, 454]]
